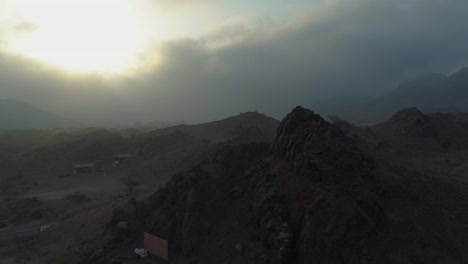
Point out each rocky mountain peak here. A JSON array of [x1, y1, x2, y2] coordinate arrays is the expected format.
[[273, 106, 329, 135], [270, 106, 342, 157], [269, 106, 373, 185], [391, 107, 425, 121], [259, 107, 381, 264], [382, 107, 433, 136]]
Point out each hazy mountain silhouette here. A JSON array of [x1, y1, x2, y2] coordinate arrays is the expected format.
[[0, 99, 80, 131], [314, 67, 468, 123]]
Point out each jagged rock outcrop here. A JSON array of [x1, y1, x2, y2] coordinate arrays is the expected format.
[[144, 169, 207, 255], [254, 106, 382, 264], [143, 143, 269, 256], [107, 107, 383, 264], [270, 107, 375, 184], [250, 161, 294, 264]]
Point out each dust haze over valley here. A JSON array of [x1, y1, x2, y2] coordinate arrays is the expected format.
[[1, 0, 468, 263]]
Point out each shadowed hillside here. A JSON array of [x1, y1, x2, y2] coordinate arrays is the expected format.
[[2, 107, 468, 263], [90, 106, 468, 264], [144, 112, 279, 143]]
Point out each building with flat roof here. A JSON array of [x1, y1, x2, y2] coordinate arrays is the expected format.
[[73, 163, 95, 175]]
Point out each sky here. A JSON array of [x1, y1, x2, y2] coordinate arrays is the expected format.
[[1, 0, 468, 126]]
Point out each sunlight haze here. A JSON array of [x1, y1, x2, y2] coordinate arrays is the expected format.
[[1, 0, 468, 125], [0, 0, 317, 74]]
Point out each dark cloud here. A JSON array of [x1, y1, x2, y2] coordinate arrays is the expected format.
[[2, 0, 468, 125], [132, 0, 468, 120]]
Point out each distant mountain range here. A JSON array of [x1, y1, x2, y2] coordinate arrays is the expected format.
[[0, 100, 182, 132], [0, 99, 80, 131], [314, 67, 468, 124], [2, 66, 468, 130], [119, 120, 185, 132]]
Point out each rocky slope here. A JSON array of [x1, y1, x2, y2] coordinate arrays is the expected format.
[[144, 143, 269, 257], [94, 144, 271, 263], [373, 107, 468, 151], [144, 111, 279, 144], [262, 107, 382, 264], [97, 107, 383, 263], [374, 107, 433, 136], [95, 106, 468, 264]]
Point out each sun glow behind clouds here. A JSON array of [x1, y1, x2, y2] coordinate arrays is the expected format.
[[5, 0, 154, 74]]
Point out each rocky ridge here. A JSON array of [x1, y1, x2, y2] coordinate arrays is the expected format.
[[256, 106, 382, 264], [95, 106, 468, 264]]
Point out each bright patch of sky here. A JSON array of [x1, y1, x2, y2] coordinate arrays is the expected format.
[[0, 0, 325, 73]]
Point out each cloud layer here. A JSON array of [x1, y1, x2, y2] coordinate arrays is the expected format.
[[2, 0, 468, 125]]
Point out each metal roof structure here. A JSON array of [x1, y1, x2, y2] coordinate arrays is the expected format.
[[73, 163, 95, 169]]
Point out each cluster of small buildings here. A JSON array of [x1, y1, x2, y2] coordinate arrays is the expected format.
[[72, 154, 132, 175]]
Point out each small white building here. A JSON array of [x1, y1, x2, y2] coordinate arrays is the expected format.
[[73, 163, 95, 175]]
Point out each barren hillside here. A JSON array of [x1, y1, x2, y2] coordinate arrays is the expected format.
[[90, 106, 468, 264]]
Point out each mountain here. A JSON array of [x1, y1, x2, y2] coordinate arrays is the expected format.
[[91, 106, 468, 264], [372, 107, 468, 151], [3, 105, 466, 263], [381, 68, 468, 112], [257, 106, 380, 264], [0, 99, 79, 131], [113, 120, 185, 132], [374, 107, 433, 136], [143, 111, 280, 144], [314, 67, 468, 123]]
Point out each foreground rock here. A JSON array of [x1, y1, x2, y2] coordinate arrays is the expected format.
[[255, 106, 382, 264], [144, 143, 270, 261]]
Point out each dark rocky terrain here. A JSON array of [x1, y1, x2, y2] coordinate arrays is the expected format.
[[0, 112, 279, 263], [2, 106, 467, 263], [93, 106, 468, 264]]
